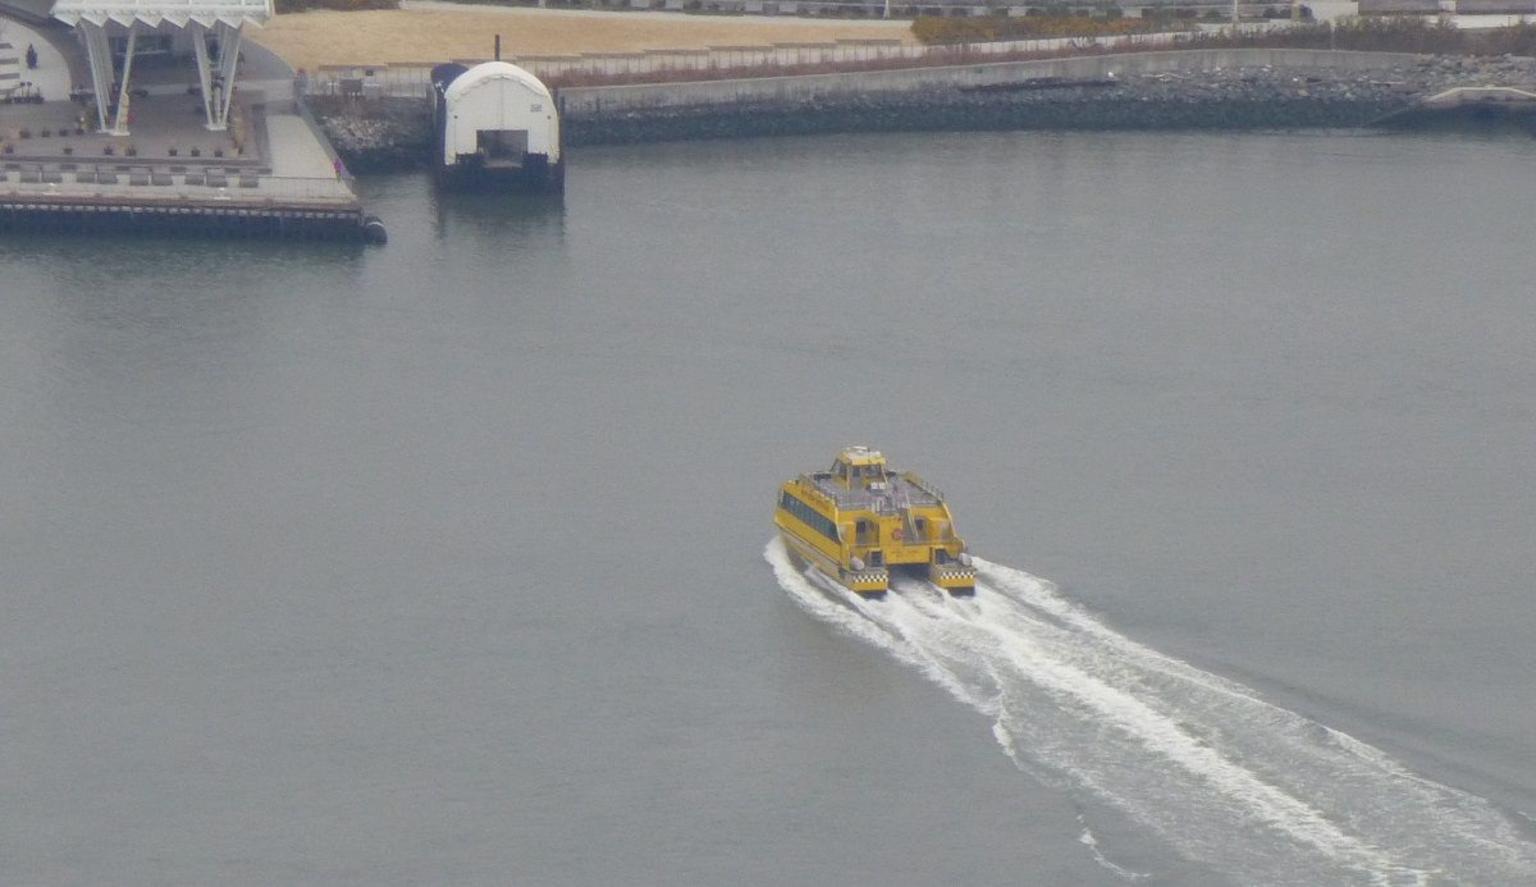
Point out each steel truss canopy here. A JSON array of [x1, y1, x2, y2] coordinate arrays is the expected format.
[[51, 0, 271, 28]]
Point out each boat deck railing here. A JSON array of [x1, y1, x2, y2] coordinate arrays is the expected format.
[[802, 474, 943, 512], [901, 472, 946, 502]]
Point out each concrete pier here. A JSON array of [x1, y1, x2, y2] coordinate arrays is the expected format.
[[3, 94, 371, 239], [1, 0, 381, 242]]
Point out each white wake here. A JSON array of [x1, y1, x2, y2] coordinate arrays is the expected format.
[[766, 537, 1536, 886]]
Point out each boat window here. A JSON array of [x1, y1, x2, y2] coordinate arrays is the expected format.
[[780, 491, 839, 543]]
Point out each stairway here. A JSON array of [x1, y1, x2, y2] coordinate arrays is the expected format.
[[0, 41, 18, 97]]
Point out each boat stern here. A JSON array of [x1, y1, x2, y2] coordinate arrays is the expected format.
[[929, 561, 976, 596], [841, 567, 890, 598]]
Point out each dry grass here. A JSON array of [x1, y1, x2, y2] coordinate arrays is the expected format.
[[253, 8, 915, 71]]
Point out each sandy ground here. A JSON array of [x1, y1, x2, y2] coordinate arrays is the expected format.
[[253, 3, 914, 71]]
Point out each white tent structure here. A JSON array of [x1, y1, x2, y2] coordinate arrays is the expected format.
[[440, 62, 560, 172], [51, 0, 271, 135]]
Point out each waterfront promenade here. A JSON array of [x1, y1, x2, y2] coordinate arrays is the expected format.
[[0, 2, 369, 238]]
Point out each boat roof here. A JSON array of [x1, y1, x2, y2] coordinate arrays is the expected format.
[[836, 445, 885, 467], [805, 470, 943, 512]]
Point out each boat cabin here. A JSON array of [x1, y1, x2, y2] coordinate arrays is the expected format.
[[831, 446, 890, 491]]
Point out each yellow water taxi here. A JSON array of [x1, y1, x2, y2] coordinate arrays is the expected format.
[[775, 446, 976, 599]]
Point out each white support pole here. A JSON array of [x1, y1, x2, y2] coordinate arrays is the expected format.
[[190, 21, 216, 128], [79, 20, 113, 132], [111, 23, 138, 136], [210, 20, 243, 131]]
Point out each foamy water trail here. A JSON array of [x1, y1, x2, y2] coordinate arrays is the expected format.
[[765, 537, 1536, 885]]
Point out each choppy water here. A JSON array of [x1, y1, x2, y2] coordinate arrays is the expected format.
[[3, 130, 1535, 885]]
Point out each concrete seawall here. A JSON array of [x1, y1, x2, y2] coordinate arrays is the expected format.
[[308, 50, 1536, 168], [556, 50, 1431, 114]]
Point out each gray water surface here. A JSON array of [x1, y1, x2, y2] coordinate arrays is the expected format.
[[3, 131, 1535, 885]]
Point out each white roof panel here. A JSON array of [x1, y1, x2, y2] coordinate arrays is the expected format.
[[52, 0, 271, 28], [443, 61, 552, 105]]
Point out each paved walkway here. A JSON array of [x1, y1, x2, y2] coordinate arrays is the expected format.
[[0, 16, 72, 99], [265, 112, 346, 183], [2, 95, 245, 157]]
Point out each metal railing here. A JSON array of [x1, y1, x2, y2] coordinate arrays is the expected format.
[[901, 472, 946, 502], [0, 171, 358, 202], [799, 475, 943, 512]]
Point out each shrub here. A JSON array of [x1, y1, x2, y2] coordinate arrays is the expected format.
[[1186, 17, 1509, 54]]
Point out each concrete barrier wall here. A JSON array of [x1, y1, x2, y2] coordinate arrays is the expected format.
[[1357, 0, 1442, 11], [559, 50, 1430, 114], [1455, 0, 1536, 12]]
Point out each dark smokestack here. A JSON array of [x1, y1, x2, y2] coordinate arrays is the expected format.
[[495, 34, 501, 61]]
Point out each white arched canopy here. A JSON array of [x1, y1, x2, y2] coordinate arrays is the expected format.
[[442, 61, 554, 106], [52, 0, 272, 134]]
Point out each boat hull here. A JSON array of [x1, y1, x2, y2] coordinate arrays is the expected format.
[[778, 527, 889, 598]]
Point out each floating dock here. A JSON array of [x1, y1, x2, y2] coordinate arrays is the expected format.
[[432, 60, 564, 194], [1371, 85, 1536, 129]]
